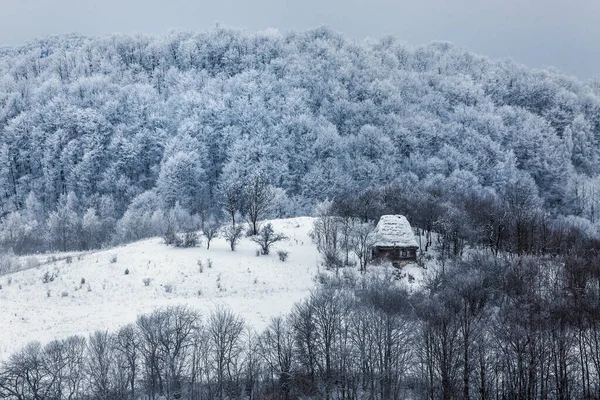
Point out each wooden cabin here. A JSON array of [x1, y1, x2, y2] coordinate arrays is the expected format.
[[370, 215, 419, 266]]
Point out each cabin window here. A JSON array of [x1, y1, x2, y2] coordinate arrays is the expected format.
[[402, 250, 407, 258]]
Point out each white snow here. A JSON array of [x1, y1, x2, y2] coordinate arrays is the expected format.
[[0, 217, 320, 360], [370, 215, 419, 248]]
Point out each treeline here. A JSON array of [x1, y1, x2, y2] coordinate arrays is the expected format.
[[1, 28, 600, 255], [3, 251, 600, 399], [0, 170, 278, 259]]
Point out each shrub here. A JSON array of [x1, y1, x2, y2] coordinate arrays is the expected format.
[[110, 254, 118, 264], [223, 224, 244, 251], [81, 277, 86, 285], [255, 249, 261, 257], [198, 260, 204, 273], [61, 291, 69, 297], [124, 268, 130, 275], [0, 253, 18, 274], [143, 278, 151, 286], [278, 250, 289, 262], [250, 223, 287, 255], [24, 257, 40, 269], [203, 216, 220, 249], [42, 271, 55, 284], [164, 284, 173, 293], [182, 231, 200, 247], [207, 258, 213, 268], [46, 289, 50, 297], [65, 256, 72, 264]]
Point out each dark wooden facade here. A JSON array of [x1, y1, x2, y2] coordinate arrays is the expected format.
[[372, 245, 418, 263]]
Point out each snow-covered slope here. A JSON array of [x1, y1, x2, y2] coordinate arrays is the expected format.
[[0, 217, 320, 359]]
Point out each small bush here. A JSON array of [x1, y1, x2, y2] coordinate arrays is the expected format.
[[46, 289, 50, 297], [0, 253, 18, 274], [110, 254, 118, 264], [251, 223, 288, 255], [197, 260, 204, 273], [81, 277, 86, 285], [164, 284, 173, 293], [61, 291, 68, 297], [223, 224, 244, 251], [143, 278, 151, 286], [245, 225, 257, 237], [255, 250, 261, 257], [278, 250, 289, 262], [7, 277, 12, 285], [203, 217, 220, 249], [87, 285, 92, 292], [182, 231, 200, 247], [65, 256, 72, 264], [253, 277, 258, 284], [197, 288, 203, 296], [25, 257, 40, 269], [42, 271, 55, 284], [207, 258, 213, 268], [163, 229, 180, 246], [124, 268, 130, 275]]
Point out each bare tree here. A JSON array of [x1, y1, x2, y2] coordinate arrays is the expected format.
[[60, 336, 87, 400], [137, 312, 164, 399], [87, 331, 114, 400], [223, 224, 244, 251], [207, 307, 245, 400], [0, 342, 48, 400], [156, 306, 199, 399], [250, 223, 287, 255], [113, 324, 139, 400], [312, 204, 343, 271], [349, 220, 375, 273], [244, 172, 274, 236], [203, 215, 221, 249], [218, 177, 245, 227], [260, 316, 295, 399]]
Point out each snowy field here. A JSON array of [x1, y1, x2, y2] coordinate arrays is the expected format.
[[0, 217, 321, 359]]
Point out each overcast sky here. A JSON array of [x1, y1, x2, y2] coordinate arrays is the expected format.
[[1, 0, 598, 80]]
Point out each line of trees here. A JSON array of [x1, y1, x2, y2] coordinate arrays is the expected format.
[[0, 169, 278, 259], [3, 248, 600, 399]]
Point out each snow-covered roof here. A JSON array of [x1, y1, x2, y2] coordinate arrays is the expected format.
[[370, 215, 418, 248]]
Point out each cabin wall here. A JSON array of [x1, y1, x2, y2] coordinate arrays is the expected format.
[[371, 246, 417, 262]]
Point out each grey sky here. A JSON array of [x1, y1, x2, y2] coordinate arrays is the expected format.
[[1, 0, 598, 79]]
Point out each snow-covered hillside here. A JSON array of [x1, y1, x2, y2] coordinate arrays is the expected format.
[[0, 217, 320, 359]]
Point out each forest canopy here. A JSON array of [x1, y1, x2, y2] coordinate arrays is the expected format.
[[0, 28, 599, 252]]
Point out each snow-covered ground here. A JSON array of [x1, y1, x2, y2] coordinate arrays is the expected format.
[[0, 217, 320, 359]]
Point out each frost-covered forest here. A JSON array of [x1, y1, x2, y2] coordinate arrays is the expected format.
[[1, 28, 600, 253], [3, 27, 600, 400]]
